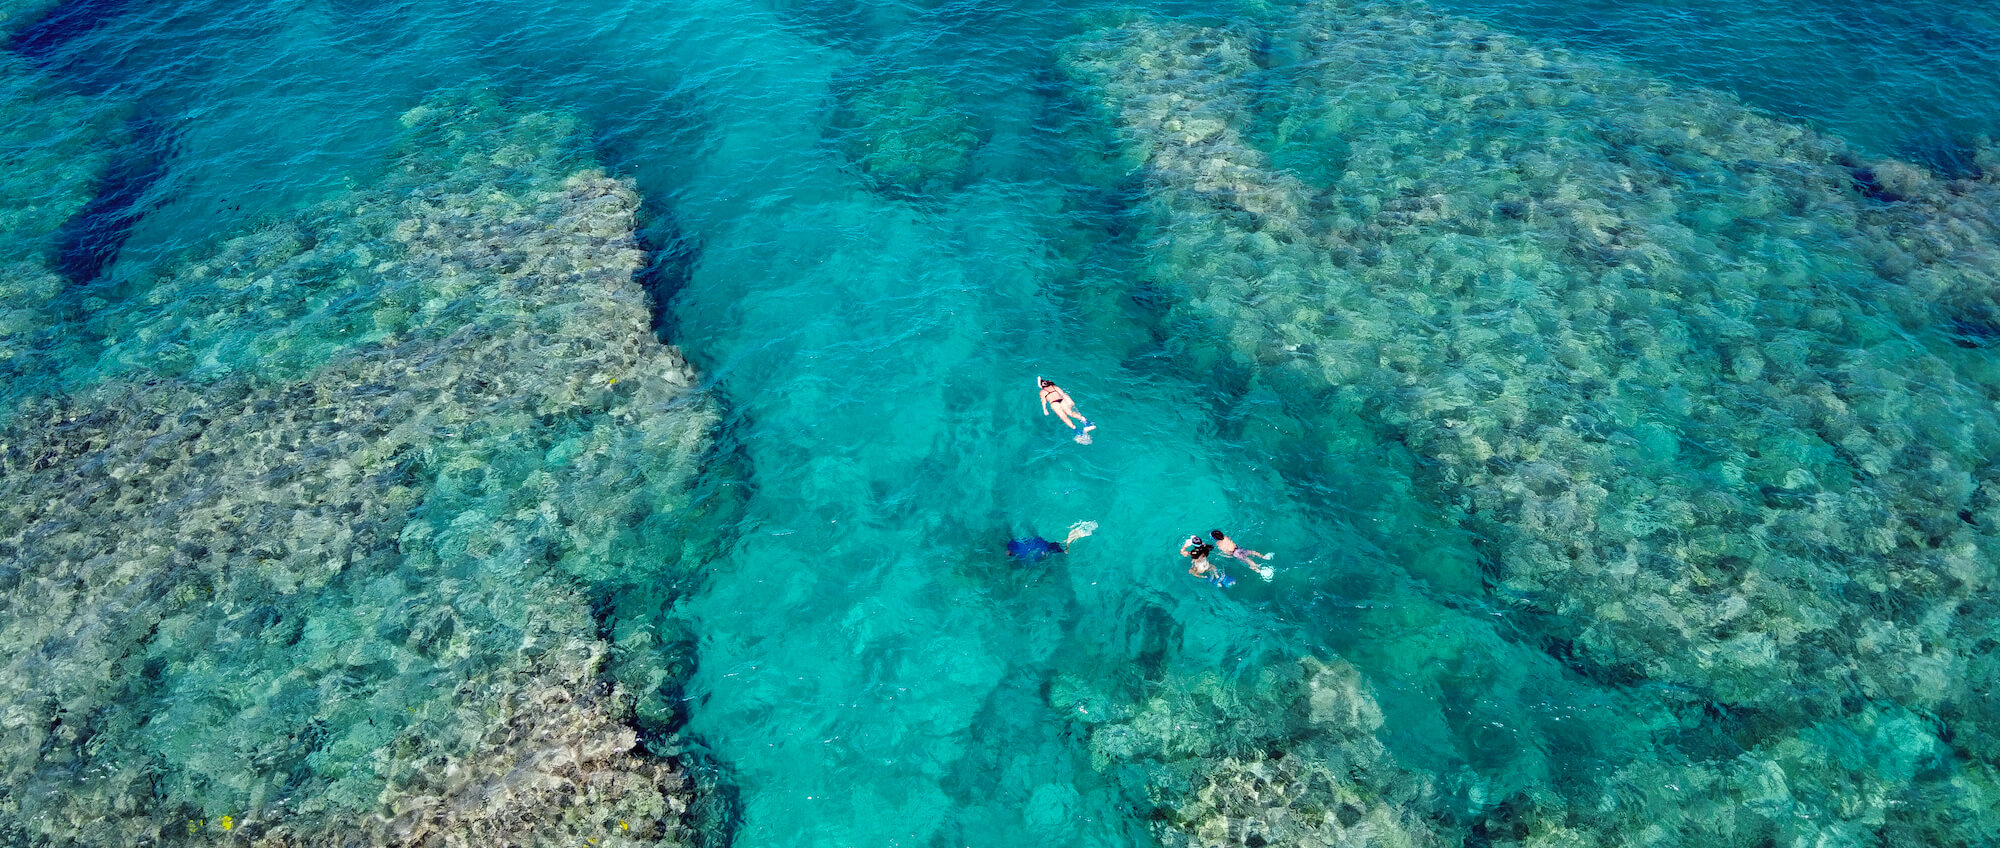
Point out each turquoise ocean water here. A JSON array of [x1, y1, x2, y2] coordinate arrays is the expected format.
[[2, 0, 1999, 845]]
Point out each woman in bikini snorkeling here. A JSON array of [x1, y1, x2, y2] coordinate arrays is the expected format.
[[1180, 535, 1232, 587], [1038, 378, 1096, 443]]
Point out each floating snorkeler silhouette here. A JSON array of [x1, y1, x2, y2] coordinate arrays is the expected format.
[[1038, 377, 1095, 444], [1006, 521, 1098, 563]]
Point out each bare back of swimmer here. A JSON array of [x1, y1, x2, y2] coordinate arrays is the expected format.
[[1211, 530, 1275, 580]]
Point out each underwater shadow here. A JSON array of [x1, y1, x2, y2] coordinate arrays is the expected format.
[[6, 0, 139, 65], [635, 199, 702, 342], [1896, 126, 1986, 182], [53, 109, 180, 286]]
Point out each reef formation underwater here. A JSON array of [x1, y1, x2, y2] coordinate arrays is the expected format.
[[0, 93, 725, 846], [1057, 0, 2000, 844]]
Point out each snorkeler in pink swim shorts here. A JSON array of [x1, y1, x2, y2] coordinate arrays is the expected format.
[[1210, 530, 1274, 580]]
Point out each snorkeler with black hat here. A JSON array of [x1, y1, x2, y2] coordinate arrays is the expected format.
[[1180, 535, 1234, 588]]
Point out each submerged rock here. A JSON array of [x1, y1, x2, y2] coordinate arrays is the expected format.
[[830, 71, 983, 197], [1064, 656, 1444, 848]]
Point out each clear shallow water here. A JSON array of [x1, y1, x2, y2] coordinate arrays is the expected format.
[[2, 0, 1999, 846]]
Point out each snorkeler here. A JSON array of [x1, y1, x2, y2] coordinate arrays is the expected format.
[[1180, 535, 1233, 588], [1038, 378, 1096, 444], [1210, 530, 1275, 581], [1006, 521, 1099, 563], [1007, 536, 1066, 562]]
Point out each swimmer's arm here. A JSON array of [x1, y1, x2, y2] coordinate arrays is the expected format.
[[1041, 394, 1050, 415]]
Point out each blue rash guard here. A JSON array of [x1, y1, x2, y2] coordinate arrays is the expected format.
[[1006, 536, 1065, 563]]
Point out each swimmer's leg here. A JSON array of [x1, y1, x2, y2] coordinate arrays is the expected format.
[[1233, 549, 1273, 580]]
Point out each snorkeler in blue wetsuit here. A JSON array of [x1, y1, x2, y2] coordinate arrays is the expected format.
[[1006, 536, 1066, 562], [1005, 521, 1098, 564]]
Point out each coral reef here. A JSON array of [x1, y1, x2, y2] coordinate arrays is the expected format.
[[1058, 657, 1444, 848], [1061, 0, 2000, 844], [256, 644, 696, 848], [829, 71, 983, 197], [82, 92, 596, 385], [0, 94, 717, 846]]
